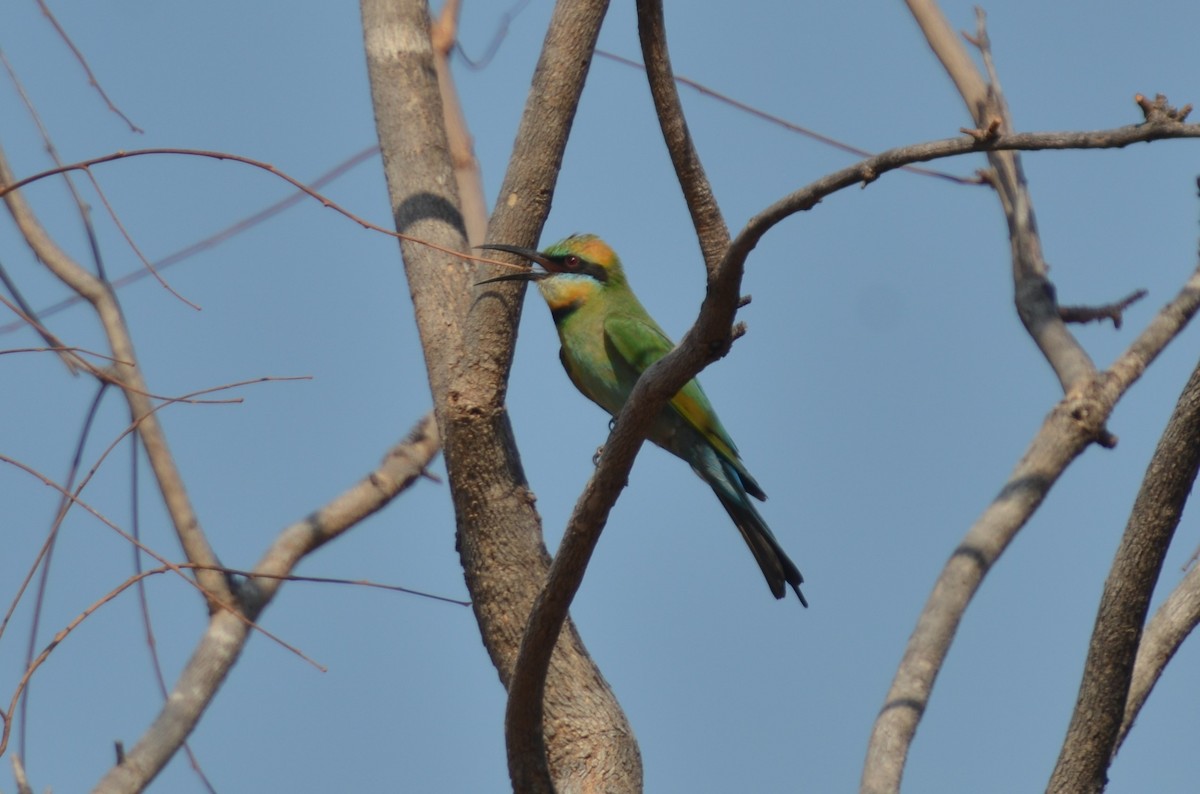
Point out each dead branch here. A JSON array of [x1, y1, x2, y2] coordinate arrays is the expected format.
[[1048, 350, 1200, 793], [91, 413, 441, 792], [1059, 290, 1148, 329], [1116, 560, 1200, 752], [0, 141, 231, 607], [636, 0, 730, 269]]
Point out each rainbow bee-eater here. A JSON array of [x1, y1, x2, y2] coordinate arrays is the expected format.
[[478, 234, 806, 605]]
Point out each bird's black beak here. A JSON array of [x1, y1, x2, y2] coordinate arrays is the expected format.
[[475, 243, 554, 285]]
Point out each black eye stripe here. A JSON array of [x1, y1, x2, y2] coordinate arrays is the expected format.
[[551, 255, 608, 282], [580, 262, 608, 282]]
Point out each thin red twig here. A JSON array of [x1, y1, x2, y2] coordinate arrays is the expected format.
[[34, 0, 143, 133]]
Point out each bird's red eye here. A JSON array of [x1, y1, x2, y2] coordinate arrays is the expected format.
[[563, 255, 580, 270]]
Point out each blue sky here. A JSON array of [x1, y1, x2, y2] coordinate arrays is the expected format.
[[2, 2, 1199, 791]]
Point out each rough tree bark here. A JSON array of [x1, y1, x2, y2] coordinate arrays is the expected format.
[[359, 1, 641, 792]]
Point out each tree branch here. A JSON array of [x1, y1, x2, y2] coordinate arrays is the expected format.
[[725, 122, 1200, 266], [1059, 290, 1148, 329], [636, 0, 729, 269], [1047, 191, 1200, 794], [908, 2, 1095, 392], [860, 259, 1200, 794], [0, 140, 231, 607], [1115, 560, 1200, 752], [473, 26, 1200, 794], [359, 2, 640, 792], [92, 414, 441, 792], [1047, 359, 1200, 792]]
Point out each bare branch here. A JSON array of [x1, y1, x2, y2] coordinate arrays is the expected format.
[[33, 0, 143, 133], [1048, 180, 1200, 791], [128, 435, 218, 794], [1059, 290, 1148, 329], [0, 384, 106, 645], [92, 414, 441, 792], [595, 49, 976, 185], [431, 0, 488, 247], [1116, 561, 1200, 751], [498, 5, 772, 787], [860, 261, 1200, 794], [0, 145, 380, 335], [0, 453, 316, 668], [1047, 354, 1200, 793], [636, 0, 729, 268], [907, 3, 1095, 392], [360, 1, 640, 792], [11, 754, 32, 794], [497, 82, 1200, 788], [0, 141, 231, 606], [0, 148, 462, 258], [1135, 93, 1193, 124], [1, 46, 114, 318], [727, 122, 1200, 265], [14, 382, 106, 758]]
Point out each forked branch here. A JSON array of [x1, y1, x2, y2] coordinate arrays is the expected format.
[[93, 414, 441, 792]]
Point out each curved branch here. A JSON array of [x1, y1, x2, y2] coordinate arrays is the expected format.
[[504, 71, 779, 793], [1047, 354, 1200, 794], [92, 414, 441, 792], [0, 141, 231, 607], [487, 79, 1200, 794], [359, 1, 639, 792], [730, 122, 1200, 270], [0, 146, 381, 336], [636, 0, 729, 268], [485, 0, 654, 786], [1116, 561, 1200, 751], [860, 261, 1200, 794]]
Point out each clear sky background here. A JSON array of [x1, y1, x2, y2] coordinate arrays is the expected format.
[[3, 2, 1199, 792]]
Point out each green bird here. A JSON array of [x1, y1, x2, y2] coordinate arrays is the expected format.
[[479, 234, 806, 605]]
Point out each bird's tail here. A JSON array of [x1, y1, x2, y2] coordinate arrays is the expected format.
[[711, 467, 807, 606]]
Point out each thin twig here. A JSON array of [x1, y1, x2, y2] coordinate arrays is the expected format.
[[3, 44, 116, 287], [0, 141, 232, 605], [34, 0, 143, 133], [1059, 289, 1148, 329], [15, 383, 107, 759], [0, 147, 527, 269], [92, 413, 442, 792], [0, 145, 380, 335], [128, 436, 218, 793], [79, 167, 200, 309], [454, 0, 532, 69], [596, 49, 976, 185], [0, 453, 326, 672]]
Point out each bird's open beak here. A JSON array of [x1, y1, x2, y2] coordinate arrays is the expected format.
[[475, 243, 553, 285]]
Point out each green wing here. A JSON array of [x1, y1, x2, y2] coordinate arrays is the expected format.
[[603, 314, 743, 466]]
